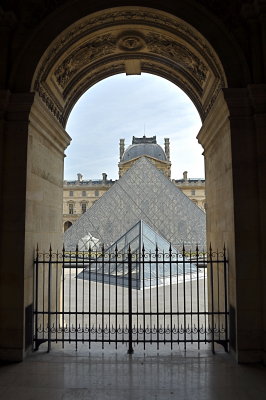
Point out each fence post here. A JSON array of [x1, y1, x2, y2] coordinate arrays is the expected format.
[[33, 245, 39, 350], [128, 246, 134, 354], [209, 244, 215, 354], [47, 245, 52, 353], [223, 244, 229, 352]]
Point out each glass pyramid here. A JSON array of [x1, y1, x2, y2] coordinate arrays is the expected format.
[[80, 220, 197, 289], [65, 157, 206, 252]]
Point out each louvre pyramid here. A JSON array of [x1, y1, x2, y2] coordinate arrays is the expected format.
[[64, 157, 206, 250], [79, 220, 197, 289]]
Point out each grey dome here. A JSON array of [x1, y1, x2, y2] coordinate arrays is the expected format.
[[122, 143, 167, 162]]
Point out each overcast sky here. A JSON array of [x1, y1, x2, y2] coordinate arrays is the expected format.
[[65, 73, 204, 181]]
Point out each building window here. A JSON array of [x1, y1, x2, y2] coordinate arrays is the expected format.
[[81, 203, 87, 214], [69, 191, 74, 197], [191, 189, 195, 195], [82, 190, 86, 197], [69, 203, 74, 214], [95, 190, 99, 197]]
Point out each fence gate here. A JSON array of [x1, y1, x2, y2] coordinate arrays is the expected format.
[[33, 245, 229, 353]]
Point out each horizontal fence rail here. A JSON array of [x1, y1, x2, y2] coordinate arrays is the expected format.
[[33, 245, 229, 354]]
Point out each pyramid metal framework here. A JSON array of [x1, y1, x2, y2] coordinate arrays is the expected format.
[[79, 220, 198, 289], [64, 157, 206, 251]]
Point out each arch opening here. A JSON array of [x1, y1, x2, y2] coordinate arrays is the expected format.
[[32, 6, 227, 127], [64, 221, 73, 232], [63, 72, 205, 236]]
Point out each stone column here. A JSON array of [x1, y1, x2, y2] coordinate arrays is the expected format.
[[0, 92, 71, 361], [0, 91, 35, 361], [198, 86, 266, 362], [247, 84, 266, 363]]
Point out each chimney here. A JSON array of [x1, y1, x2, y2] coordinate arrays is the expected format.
[[183, 171, 188, 181], [77, 173, 83, 182], [119, 139, 125, 161], [164, 138, 170, 161], [102, 173, 107, 183]]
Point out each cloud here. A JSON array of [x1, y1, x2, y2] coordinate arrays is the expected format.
[[65, 73, 203, 180]]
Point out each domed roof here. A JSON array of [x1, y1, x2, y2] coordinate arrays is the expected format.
[[121, 136, 167, 162]]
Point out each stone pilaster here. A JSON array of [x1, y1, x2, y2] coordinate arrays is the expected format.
[[198, 86, 266, 362], [0, 91, 34, 361]]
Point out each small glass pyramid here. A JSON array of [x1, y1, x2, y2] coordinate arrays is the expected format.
[[81, 220, 197, 289]]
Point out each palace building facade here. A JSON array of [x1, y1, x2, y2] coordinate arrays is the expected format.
[[63, 136, 206, 231]]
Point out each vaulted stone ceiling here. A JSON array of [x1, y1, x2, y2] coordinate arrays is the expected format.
[[32, 7, 227, 126]]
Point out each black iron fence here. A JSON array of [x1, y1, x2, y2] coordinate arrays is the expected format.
[[33, 245, 229, 353]]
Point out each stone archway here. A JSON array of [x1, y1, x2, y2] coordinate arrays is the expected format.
[[28, 6, 234, 359], [1, 2, 265, 364], [31, 7, 226, 126]]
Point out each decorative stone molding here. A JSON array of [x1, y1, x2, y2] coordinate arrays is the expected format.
[[53, 29, 208, 92], [117, 31, 145, 51], [145, 32, 208, 85], [35, 81, 64, 123], [32, 7, 227, 125], [55, 34, 117, 89]]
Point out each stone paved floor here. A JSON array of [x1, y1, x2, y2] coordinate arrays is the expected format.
[[0, 343, 266, 400]]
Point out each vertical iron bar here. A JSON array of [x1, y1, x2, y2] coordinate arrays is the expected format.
[[122, 250, 125, 344], [177, 251, 180, 344], [68, 251, 71, 344], [128, 246, 134, 354], [82, 250, 85, 344], [169, 245, 173, 350], [217, 249, 220, 342], [34, 245, 39, 350], [142, 245, 146, 350], [190, 249, 193, 343], [96, 246, 98, 344], [102, 245, 105, 349], [156, 245, 159, 350], [42, 251, 45, 344], [33, 244, 39, 350], [136, 252, 139, 345], [196, 245, 200, 349], [115, 245, 118, 349], [75, 245, 78, 351], [62, 246, 65, 348], [210, 244, 215, 354], [47, 245, 52, 353], [223, 245, 229, 351], [89, 246, 91, 349], [203, 249, 207, 344], [56, 250, 58, 343], [108, 250, 111, 345], [149, 250, 152, 344], [182, 244, 186, 350], [163, 249, 166, 345]]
